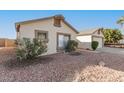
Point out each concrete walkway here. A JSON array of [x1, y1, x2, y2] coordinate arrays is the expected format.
[[97, 47, 124, 55]]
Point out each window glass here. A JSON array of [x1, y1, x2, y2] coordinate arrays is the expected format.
[[58, 34, 70, 48], [37, 32, 47, 40]]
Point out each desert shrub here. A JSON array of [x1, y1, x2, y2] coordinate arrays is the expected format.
[[91, 41, 99, 50], [16, 38, 47, 61], [66, 40, 78, 52]]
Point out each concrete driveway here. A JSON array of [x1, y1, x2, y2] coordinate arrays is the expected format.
[[97, 47, 124, 55]]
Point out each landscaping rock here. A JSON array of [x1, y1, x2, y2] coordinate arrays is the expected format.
[[75, 66, 124, 82], [1, 48, 124, 82], [98, 61, 105, 67]]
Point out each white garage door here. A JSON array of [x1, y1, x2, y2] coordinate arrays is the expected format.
[[92, 36, 103, 48]]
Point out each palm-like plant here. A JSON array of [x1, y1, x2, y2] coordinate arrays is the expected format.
[[117, 16, 124, 28]]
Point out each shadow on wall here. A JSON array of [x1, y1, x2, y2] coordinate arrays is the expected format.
[[77, 39, 91, 49]]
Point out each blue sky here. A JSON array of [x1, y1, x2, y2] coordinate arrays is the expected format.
[[0, 10, 124, 39]]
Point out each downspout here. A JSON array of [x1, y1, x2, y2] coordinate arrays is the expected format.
[[15, 24, 20, 40]]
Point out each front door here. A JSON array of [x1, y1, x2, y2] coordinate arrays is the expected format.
[[57, 34, 70, 50]]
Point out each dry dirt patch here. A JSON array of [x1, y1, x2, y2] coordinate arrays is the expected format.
[[75, 66, 124, 82]]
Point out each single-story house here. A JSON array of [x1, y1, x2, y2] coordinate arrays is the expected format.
[[76, 28, 104, 49], [15, 15, 78, 55]]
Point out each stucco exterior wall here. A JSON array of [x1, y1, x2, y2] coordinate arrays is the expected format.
[[18, 18, 77, 55], [119, 39, 124, 44], [77, 30, 104, 49], [93, 30, 104, 37], [76, 35, 92, 49], [92, 36, 103, 48]]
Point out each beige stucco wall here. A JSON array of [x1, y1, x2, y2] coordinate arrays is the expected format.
[[93, 30, 104, 37], [92, 30, 104, 48], [119, 39, 124, 44], [18, 18, 77, 55], [76, 30, 104, 49], [76, 35, 92, 49], [92, 36, 103, 48]]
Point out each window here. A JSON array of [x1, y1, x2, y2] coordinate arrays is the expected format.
[[54, 15, 65, 27], [54, 19, 61, 27], [37, 33, 47, 40], [35, 30, 48, 41], [57, 33, 70, 49]]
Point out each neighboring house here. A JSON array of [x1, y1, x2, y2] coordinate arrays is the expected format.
[[77, 28, 104, 49], [119, 35, 124, 44], [15, 15, 78, 55]]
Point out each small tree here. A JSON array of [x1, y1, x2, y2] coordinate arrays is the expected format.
[[103, 29, 123, 44], [91, 41, 99, 50], [66, 40, 78, 52], [16, 38, 47, 61]]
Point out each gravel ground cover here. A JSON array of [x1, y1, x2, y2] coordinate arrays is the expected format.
[[0, 48, 124, 82], [0, 48, 16, 64], [75, 66, 124, 82]]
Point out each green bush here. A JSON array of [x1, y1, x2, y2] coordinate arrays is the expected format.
[[91, 41, 99, 50], [66, 40, 78, 52], [16, 38, 47, 61]]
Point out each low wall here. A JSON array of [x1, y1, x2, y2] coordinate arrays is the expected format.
[[78, 41, 91, 49], [0, 39, 16, 47], [105, 44, 124, 48], [0, 39, 5, 47]]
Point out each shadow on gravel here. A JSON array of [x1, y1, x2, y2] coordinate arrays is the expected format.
[[68, 52, 82, 56], [3, 56, 54, 69]]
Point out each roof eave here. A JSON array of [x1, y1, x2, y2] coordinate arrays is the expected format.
[[78, 27, 104, 36], [15, 16, 54, 25], [15, 15, 79, 34], [63, 20, 79, 34]]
